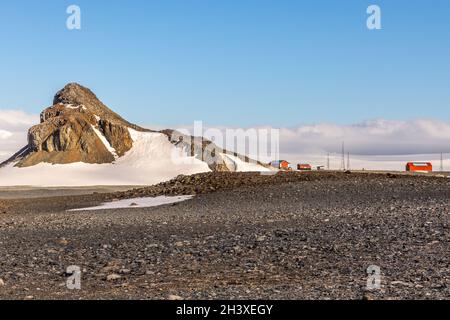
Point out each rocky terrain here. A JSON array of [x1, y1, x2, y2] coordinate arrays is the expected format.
[[0, 200, 7, 214], [0, 186, 138, 200], [110, 171, 429, 199], [0, 172, 449, 300]]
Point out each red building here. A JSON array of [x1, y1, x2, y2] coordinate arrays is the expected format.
[[297, 164, 312, 171], [406, 162, 433, 173]]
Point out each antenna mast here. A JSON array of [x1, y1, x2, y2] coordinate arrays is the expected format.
[[327, 153, 330, 170], [340, 142, 345, 171], [347, 152, 350, 171]]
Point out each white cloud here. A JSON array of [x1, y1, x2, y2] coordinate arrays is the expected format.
[[0, 130, 13, 140], [0, 110, 39, 128], [278, 119, 450, 156], [0, 109, 39, 162]]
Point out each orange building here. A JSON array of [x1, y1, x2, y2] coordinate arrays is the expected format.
[[406, 162, 433, 173], [270, 160, 290, 170]]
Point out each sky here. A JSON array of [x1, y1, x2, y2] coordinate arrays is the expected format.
[[0, 0, 449, 128], [1, 0, 450, 165]]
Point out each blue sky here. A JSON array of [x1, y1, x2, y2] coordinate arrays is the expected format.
[[0, 0, 449, 127]]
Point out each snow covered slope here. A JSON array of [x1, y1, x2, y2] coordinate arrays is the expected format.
[[221, 153, 272, 172], [0, 129, 211, 187]]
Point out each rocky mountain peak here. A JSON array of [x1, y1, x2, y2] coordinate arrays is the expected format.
[[53, 83, 100, 106], [52, 83, 142, 130], [1, 83, 145, 167]]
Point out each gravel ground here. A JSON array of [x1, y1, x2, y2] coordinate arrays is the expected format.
[[0, 172, 449, 300], [0, 186, 140, 200]]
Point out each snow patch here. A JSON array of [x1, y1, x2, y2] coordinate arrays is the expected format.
[[221, 153, 271, 172], [64, 104, 87, 111], [69, 195, 194, 211], [91, 125, 119, 159], [91, 125, 118, 158]]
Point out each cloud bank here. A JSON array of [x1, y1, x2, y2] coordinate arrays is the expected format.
[[1, 109, 450, 170], [160, 118, 450, 157], [0, 110, 39, 162], [279, 119, 450, 156]]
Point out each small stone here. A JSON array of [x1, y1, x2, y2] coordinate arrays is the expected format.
[[256, 235, 266, 242], [0, 279, 5, 287], [167, 294, 183, 300], [362, 293, 374, 300], [58, 238, 69, 245], [106, 274, 122, 281]]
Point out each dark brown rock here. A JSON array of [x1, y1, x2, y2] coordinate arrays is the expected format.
[[4, 83, 141, 167], [98, 119, 133, 157], [18, 107, 114, 167]]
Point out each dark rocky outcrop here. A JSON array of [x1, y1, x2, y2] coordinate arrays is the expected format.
[[4, 83, 140, 167], [111, 170, 443, 199], [22, 110, 115, 166], [98, 119, 133, 157], [161, 129, 270, 172]]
